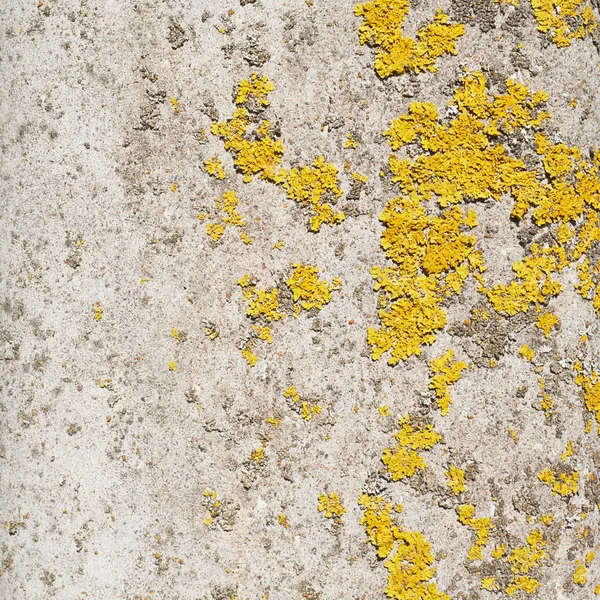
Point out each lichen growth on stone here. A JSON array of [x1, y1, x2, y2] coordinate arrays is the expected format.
[[211, 76, 346, 232], [354, 0, 464, 78], [445, 465, 466, 494], [317, 492, 347, 519], [429, 350, 467, 415], [358, 493, 450, 600], [537, 467, 579, 496], [574, 364, 600, 424], [235, 72, 275, 107], [283, 385, 323, 421], [381, 415, 442, 480], [285, 264, 342, 314], [281, 156, 346, 232], [457, 504, 493, 561], [204, 156, 227, 180]]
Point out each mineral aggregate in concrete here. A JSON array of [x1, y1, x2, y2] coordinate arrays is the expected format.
[[1, 0, 600, 599]]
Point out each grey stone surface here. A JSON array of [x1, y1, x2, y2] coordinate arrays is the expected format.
[[1, 1, 599, 599]]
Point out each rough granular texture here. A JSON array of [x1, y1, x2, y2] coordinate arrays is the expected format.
[[2, 0, 600, 599]]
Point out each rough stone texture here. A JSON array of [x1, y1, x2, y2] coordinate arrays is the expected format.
[[1, 1, 599, 599]]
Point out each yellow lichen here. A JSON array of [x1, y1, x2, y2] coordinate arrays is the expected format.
[[344, 132, 359, 149], [529, 0, 597, 47], [168, 361, 177, 372], [561, 440, 574, 461], [575, 369, 600, 424], [235, 73, 275, 107], [282, 156, 345, 232], [250, 446, 265, 462], [211, 108, 284, 183], [481, 578, 499, 591], [505, 575, 542, 596], [445, 465, 466, 494], [520, 344, 536, 362], [317, 492, 347, 519], [573, 564, 588, 586], [537, 467, 579, 496], [285, 264, 341, 314], [241, 342, 259, 366], [253, 325, 273, 344], [206, 222, 226, 242], [283, 386, 322, 421], [358, 493, 450, 600], [301, 401, 322, 421], [457, 505, 493, 561], [93, 304, 103, 321], [379, 405, 391, 416], [204, 156, 227, 180], [429, 350, 467, 415], [382, 415, 442, 480], [354, 0, 464, 78], [507, 530, 547, 574], [536, 312, 560, 337]]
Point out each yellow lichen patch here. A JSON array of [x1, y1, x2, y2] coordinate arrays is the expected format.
[[354, 0, 464, 78], [575, 258, 600, 315], [457, 504, 493, 561], [211, 108, 285, 183], [204, 156, 227, 180], [561, 440, 574, 461], [492, 544, 507, 559], [283, 386, 322, 421], [372, 70, 600, 327], [536, 312, 560, 337], [520, 344, 536, 362], [171, 327, 184, 342], [266, 416, 280, 428], [481, 578, 500, 591], [379, 405, 391, 416], [539, 514, 554, 526], [381, 415, 442, 480], [238, 276, 286, 323], [317, 492, 347, 519], [300, 401, 322, 421], [484, 247, 564, 316], [573, 564, 588, 586], [285, 264, 341, 314], [253, 325, 273, 344], [529, 0, 597, 47], [241, 342, 259, 367], [429, 350, 467, 415], [537, 467, 579, 496], [168, 361, 177, 372], [574, 369, 600, 424], [206, 222, 226, 242], [344, 132, 359, 149], [278, 514, 288, 528], [205, 190, 252, 244], [93, 303, 103, 321], [505, 575, 542, 596], [282, 156, 345, 232], [235, 73, 275, 107], [445, 465, 466, 494], [358, 493, 450, 600], [212, 77, 347, 233], [283, 385, 300, 403], [507, 530, 547, 575], [250, 446, 265, 462]]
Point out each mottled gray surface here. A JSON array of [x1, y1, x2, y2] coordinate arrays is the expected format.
[[1, 1, 600, 599]]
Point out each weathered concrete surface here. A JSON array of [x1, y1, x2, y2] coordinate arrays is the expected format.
[[1, 1, 599, 599]]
